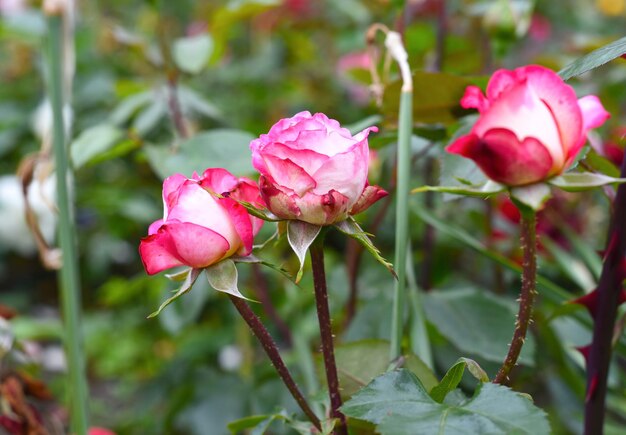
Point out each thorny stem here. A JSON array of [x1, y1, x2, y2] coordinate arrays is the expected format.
[[494, 212, 537, 384], [310, 238, 347, 435], [228, 295, 321, 431], [584, 155, 626, 435]]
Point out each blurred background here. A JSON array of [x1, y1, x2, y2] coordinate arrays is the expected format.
[[1, 0, 625, 433]]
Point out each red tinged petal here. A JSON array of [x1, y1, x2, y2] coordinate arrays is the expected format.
[[447, 129, 554, 186], [521, 65, 583, 156], [349, 184, 388, 215], [294, 189, 351, 225], [259, 176, 302, 220], [461, 86, 490, 112], [139, 222, 230, 274], [262, 154, 317, 197], [218, 197, 254, 256]]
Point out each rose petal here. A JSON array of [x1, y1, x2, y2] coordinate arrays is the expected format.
[[295, 189, 350, 225], [473, 80, 564, 170], [261, 141, 329, 175], [218, 197, 254, 256], [148, 219, 164, 235], [349, 184, 388, 215], [139, 229, 185, 275], [200, 168, 239, 194], [167, 182, 241, 248], [259, 176, 302, 220], [311, 139, 368, 203], [461, 86, 490, 112], [162, 173, 188, 220], [447, 129, 554, 186], [262, 154, 317, 196], [164, 222, 231, 269], [522, 65, 583, 156], [578, 95, 610, 133]]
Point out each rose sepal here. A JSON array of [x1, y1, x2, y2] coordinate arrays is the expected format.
[[547, 172, 626, 192], [148, 259, 257, 318], [287, 221, 323, 283], [509, 183, 551, 214], [412, 180, 505, 198], [148, 268, 202, 318], [234, 198, 282, 222]]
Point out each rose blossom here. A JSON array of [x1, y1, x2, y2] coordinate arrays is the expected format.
[[139, 168, 264, 275], [250, 111, 387, 225], [447, 65, 610, 186]]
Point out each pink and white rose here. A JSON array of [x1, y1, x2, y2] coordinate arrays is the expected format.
[[139, 168, 264, 275], [250, 111, 387, 225], [447, 65, 610, 186]]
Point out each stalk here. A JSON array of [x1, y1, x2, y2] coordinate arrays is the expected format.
[[310, 239, 347, 435], [228, 295, 321, 431], [46, 12, 89, 434], [494, 212, 537, 384], [584, 156, 626, 434], [390, 87, 413, 360]]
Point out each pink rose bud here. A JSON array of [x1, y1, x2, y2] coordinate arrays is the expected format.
[[139, 168, 264, 275], [250, 111, 388, 225], [88, 428, 116, 435], [447, 65, 610, 186]]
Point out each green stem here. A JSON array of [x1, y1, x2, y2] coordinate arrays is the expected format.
[[390, 89, 413, 361], [46, 13, 89, 434], [494, 212, 537, 384], [310, 238, 347, 435], [228, 296, 322, 431]]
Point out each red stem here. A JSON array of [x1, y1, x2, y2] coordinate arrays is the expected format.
[[310, 239, 347, 435], [584, 156, 626, 434]]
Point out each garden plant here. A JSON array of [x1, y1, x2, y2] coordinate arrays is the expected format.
[[1, 1, 626, 435]]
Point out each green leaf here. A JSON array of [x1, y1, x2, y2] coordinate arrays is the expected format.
[[109, 91, 152, 125], [178, 85, 223, 121], [584, 150, 621, 178], [286, 220, 322, 283], [510, 183, 551, 211], [70, 124, 124, 169], [148, 268, 201, 318], [423, 289, 536, 366], [558, 36, 626, 81], [324, 340, 438, 400], [173, 34, 214, 74], [548, 172, 626, 191], [205, 259, 249, 299], [429, 358, 489, 403], [429, 360, 467, 403], [342, 369, 550, 435], [541, 238, 596, 292], [133, 99, 167, 136], [334, 217, 396, 278], [145, 129, 256, 179], [412, 180, 504, 198]]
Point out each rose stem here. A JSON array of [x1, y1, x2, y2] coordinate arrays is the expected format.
[[228, 295, 321, 431], [46, 8, 90, 433], [584, 155, 626, 435], [310, 238, 347, 435], [494, 212, 537, 384]]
